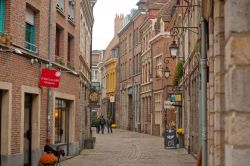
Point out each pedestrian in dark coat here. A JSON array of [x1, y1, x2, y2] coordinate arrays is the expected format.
[[107, 117, 113, 133], [100, 116, 106, 134], [95, 117, 100, 134]]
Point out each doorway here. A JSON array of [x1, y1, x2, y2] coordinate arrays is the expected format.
[[128, 95, 133, 130], [24, 94, 32, 166], [55, 99, 70, 155]]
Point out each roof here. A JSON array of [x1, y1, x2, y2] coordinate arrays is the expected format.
[[156, 0, 177, 22]]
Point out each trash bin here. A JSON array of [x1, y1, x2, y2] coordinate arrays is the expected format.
[[164, 128, 177, 149]]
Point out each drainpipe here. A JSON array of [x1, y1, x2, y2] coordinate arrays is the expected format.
[[90, 25, 93, 136], [200, 17, 207, 166], [47, 0, 53, 144]]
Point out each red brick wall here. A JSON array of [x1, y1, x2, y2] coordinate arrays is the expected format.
[[0, 0, 84, 154]]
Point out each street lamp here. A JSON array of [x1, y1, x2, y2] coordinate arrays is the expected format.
[[169, 41, 179, 58], [164, 66, 170, 78]]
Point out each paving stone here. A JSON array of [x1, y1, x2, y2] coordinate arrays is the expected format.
[[61, 128, 196, 166]]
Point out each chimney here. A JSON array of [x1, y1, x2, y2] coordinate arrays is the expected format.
[[114, 14, 124, 36]]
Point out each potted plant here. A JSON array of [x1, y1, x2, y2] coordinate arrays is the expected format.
[[83, 137, 96, 149], [0, 33, 12, 45], [39, 153, 58, 166]]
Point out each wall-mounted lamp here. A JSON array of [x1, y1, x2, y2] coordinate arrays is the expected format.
[[169, 41, 179, 58], [164, 67, 170, 78]]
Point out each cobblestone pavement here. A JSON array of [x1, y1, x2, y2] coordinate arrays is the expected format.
[[61, 128, 196, 166]]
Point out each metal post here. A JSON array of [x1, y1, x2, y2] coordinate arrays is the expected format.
[[200, 17, 207, 166], [47, 0, 53, 144]]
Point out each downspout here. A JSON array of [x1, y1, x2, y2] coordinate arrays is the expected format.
[[132, 21, 135, 131], [89, 25, 93, 136], [47, 0, 53, 144], [200, 17, 207, 166]]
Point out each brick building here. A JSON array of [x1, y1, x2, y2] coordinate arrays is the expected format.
[[118, 13, 134, 130], [131, 8, 146, 132], [140, 16, 153, 134], [0, 0, 95, 165]]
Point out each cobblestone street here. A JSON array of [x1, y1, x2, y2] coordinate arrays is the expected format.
[[61, 128, 196, 166]]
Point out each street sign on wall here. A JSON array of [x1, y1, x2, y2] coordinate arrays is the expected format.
[[39, 69, 61, 88], [164, 100, 175, 109], [110, 96, 115, 103]]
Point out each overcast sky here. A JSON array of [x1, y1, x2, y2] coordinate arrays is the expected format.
[[92, 0, 138, 50]]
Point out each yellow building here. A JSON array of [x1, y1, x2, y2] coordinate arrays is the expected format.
[[105, 58, 117, 95], [104, 57, 118, 122]]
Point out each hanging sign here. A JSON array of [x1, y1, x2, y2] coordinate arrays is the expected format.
[[171, 94, 182, 102], [39, 69, 61, 88]]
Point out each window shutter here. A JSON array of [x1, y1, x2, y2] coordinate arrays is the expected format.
[[25, 8, 34, 25]]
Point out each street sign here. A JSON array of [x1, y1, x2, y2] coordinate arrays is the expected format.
[[39, 69, 61, 88], [110, 96, 115, 103], [164, 100, 175, 109]]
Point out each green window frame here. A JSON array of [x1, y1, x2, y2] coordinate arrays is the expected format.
[[25, 22, 35, 51], [0, 0, 5, 32]]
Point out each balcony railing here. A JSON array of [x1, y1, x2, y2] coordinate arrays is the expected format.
[[24, 41, 38, 53]]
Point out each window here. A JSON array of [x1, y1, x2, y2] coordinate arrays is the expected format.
[[55, 26, 61, 57], [25, 8, 35, 52], [154, 93, 162, 125], [129, 33, 131, 50], [0, 0, 5, 32], [68, 0, 75, 22], [136, 54, 139, 74], [67, 34, 74, 64], [55, 99, 69, 144], [56, 0, 64, 13], [92, 69, 98, 81], [156, 56, 162, 78]]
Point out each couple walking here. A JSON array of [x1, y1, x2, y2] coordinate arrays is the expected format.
[[96, 116, 113, 134]]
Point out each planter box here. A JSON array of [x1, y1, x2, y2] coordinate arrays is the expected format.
[[83, 137, 96, 149]]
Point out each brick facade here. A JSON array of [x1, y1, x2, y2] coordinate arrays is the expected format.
[[0, 0, 94, 165]]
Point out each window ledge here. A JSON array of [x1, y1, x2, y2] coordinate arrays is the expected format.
[[56, 8, 65, 18], [68, 18, 75, 26]]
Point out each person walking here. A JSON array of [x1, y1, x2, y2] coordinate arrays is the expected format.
[[95, 117, 100, 134], [100, 116, 106, 134], [107, 117, 113, 133]]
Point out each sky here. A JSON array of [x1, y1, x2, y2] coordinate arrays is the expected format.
[[92, 0, 138, 50]]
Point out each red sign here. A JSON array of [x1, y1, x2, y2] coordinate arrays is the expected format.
[[39, 69, 61, 88]]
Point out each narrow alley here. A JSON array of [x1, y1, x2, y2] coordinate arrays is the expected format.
[[61, 129, 196, 166]]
